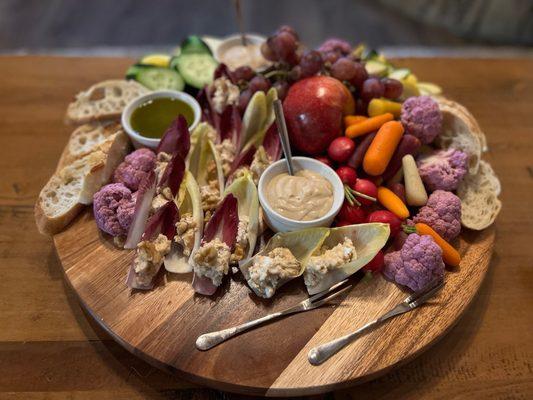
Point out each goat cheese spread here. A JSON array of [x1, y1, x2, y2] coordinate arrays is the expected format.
[[247, 247, 300, 298], [134, 234, 171, 286], [215, 138, 237, 177], [174, 213, 197, 256], [304, 238, 356, 288], [264, 169, 333, 221], [193, 238, 231, 286], [199, 180, 220, 218], [211, 77, 239, 114], [232, 216, 250, 262]]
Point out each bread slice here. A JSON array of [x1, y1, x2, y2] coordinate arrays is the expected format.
[[457, 160, 501, 230], [65, 80, 149, 125], [56, 122, 123, 171], [434, 97, 483, 174], [35, 131, 130, 235]]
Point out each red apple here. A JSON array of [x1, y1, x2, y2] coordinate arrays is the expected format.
[[283, 76, 355, 155]]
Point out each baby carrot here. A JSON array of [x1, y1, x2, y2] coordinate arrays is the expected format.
[[345, 113, 394, 139], [363, 120, 404, 176], [377, 186, 410, 219], [414, 223, 461, 267], [344, 115, 368, 126]]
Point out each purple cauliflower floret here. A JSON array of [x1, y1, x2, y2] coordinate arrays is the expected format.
[[417, 148, 468, 191], [93, 183, 136, 236], [384, 234, 444, 291], [401, 96, 442, 144], [116, 191, 138, 232], [413, 190, 461, 241], [317, 38, 352, 55], [113, 148, 156, 191]]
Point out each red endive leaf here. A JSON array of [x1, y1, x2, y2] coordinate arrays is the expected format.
[[203, 193, 238, 249], [159, 154, 185, 197], [219, 105, 242, 148], [124, 171, 157, 249], [227, 145, 256, 178], [156, 115, 190, 158], [192, 273, 218, 295], [142, 200, 179, 241], [214, 63, 236, 84], [262, 123, 282, 161]]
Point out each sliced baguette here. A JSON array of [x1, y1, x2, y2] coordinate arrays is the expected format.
[[457, 160, 501, 230], [434, 97, 483, 174], [35, 131, 130, 235], [65, 80, 149, 125]]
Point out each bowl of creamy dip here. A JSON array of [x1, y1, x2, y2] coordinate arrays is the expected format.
[[214, 34, 270, 71], [258, 157, 344, 232]]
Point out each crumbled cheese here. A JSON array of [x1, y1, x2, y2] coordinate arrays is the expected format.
[[133, 234, 171, 286], [304, 238, 356, 288], [249, 146, 272, 184], [248, 247, 300, 298], [151, 186, 173, 211], [211, 77, 240, 114], [174, 213, 197, 256], [215, 139, 237, 177], [231, 216, 250, 263], [154, 152, 172, 183], [193, 238, 231, 286], [200, 180, 220, 215]]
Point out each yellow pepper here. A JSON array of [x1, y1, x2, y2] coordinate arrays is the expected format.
[[367, 98, 402, 118]]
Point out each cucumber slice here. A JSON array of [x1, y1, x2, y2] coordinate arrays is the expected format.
[[125, 64, 150, 80], [180, 35, 212, 55], [365, 60, 388, 77], [388, 68, 411, 80], [135, 67, 185, 91], [139, 54, 171, 67], [175, 53, 218, 89]]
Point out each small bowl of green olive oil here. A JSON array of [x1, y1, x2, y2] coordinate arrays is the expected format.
[[122, 90, 201, 149]]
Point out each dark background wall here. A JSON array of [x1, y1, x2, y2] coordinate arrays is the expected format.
[[0, 0, 531, 51]]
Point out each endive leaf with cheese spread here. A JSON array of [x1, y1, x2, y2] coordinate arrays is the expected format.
[[240, 228, 329, 298], [304, 223, 390, 295]]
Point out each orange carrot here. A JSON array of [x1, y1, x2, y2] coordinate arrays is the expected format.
[[363, 120, 404, 176], [345, 113, 393, 139], [414, 223, 461, 267], [377, 186, 409, 219], [344, 115, 368, 126]]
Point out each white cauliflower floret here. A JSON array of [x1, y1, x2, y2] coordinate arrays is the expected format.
[[174, 213, 197, 256], [211, 77, 240, 114], [193, 238, 231, 286], [304, 238, 356, 288], [133, 234, 171, 287], [248, 247, 300, 298]]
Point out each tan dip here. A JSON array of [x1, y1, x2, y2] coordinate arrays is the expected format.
[[219, 43, 268, 71], [265, 169, 334, 221]]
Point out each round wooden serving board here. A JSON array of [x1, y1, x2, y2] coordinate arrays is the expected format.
[[54, 209, 494, 396]]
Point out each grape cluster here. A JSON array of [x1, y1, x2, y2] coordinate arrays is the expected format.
[[230, 25, 403, 112]]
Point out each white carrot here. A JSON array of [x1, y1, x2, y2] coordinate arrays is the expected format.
[[402, 154, 428, 206]]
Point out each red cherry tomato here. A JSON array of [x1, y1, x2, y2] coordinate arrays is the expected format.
[[328, 137, 355, 163], [315, 155, 333, 167], [367, 210, 402, 237], [337, 202, 367, 224], [363, 250, 384, 272], [336, 166, 357, 186], [353, 178, 378, 206]]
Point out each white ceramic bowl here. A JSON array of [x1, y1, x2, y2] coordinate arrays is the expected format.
[[214, 33, 269, 70], [121, 90, 201, 149], [258, 157, 345, 233]]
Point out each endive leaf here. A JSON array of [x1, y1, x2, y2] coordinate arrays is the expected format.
[[156, 115, 190, 159], [240, 227, 329, 298], [304, 223, 390, 295], [188, 125, 225, 192], [240, 91, 267, 149]]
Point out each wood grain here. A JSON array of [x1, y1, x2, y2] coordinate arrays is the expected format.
[[1, 56, 532, 399]]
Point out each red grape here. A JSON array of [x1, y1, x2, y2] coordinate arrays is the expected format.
[[353, 179, 378, 206], [328, 137, 355, 163], [330, 57, 357, 81], [238, 89, 252, 113], [321, 50, 342, 64], [249, 75, 271, 93], [349, 62, 368, 88], [269, 31, 297, 63], [288, 65, 302, 82], [382, 78, 403, 99], [299, 50, 323, 77], [315, 155, 333, 167], [276, 25, 299, 40], [273, 80, 289, 100], [360, 77, 385, 102], [367, 210, 402, 237], [336, 165, 358, 186], [337, 202, 367, 224], [362, 251, 384, 272], [260, 42, 277, 62], [233, 66, 255, 82]]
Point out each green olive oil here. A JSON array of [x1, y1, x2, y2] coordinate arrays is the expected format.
[[130, 97, 195, 138]]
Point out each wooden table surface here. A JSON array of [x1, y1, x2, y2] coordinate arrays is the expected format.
[[1, 56, 532, 400]]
